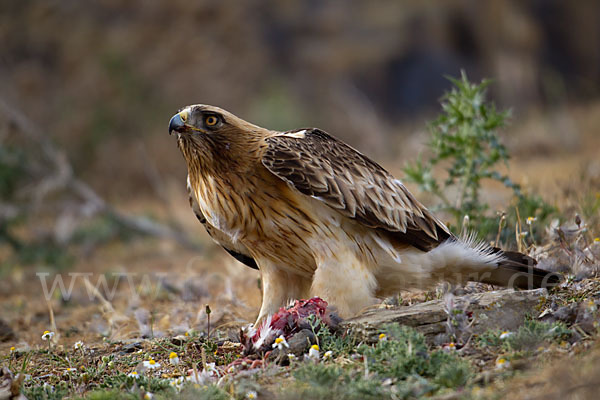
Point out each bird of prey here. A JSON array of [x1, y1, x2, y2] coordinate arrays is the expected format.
[[169, 105, 559, 323]]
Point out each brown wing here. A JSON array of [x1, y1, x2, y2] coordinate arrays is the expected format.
[[261, 129, 453, 251]]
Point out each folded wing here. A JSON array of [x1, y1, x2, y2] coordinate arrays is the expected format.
[[261, 129, 452, 252]]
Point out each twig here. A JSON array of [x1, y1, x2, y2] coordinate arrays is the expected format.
[[205, 304, 212, 339], [46, 301, 58, 345]]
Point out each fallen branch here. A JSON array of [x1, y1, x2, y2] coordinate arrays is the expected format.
[[342, 288, 547, 343]]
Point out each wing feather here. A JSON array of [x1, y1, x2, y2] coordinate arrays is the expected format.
[[261, 129, 452, 251]]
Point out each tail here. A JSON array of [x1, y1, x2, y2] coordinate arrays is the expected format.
[[475, 247, 562, 289]]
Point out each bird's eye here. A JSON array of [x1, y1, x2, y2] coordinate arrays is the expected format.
[[205, 115, 219, 126]]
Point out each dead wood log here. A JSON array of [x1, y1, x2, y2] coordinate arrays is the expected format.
[[342, 288, 547, 343]]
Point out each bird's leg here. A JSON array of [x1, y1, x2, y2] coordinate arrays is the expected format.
[[255, 261, 311, 325], [311, 253, 378, 319]]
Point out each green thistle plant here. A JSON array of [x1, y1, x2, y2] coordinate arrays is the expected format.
[[404, 71, 556, 242]]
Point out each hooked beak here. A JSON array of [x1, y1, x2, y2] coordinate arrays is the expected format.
[[168, 111, 188, 135]]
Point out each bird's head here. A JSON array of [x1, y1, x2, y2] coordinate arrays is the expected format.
[[169, 104, 270, 173]]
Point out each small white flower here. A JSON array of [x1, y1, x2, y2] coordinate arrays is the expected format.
[[204, 362, 217, 376], [322, 350, 333, 360], [169, 352, 180, 366], [306, 344, 320, 361], [143, 359, 161, 369], [496, 358, 510, 369], [144, 392, 154, 399], [9, 346, 15, 354], [287, 353, 296, 362], [73, 341, 84, 350], [128, 371, 140, 379], [272, 335, 289, 351], [443, 343, 456, 352], [246, 390, 258, 399], [499, 331, 513, 339], [526, 217, 537, 225], [64, 367, 77, 375], [41, 330, 55, 341], [378, 333, 388, 341]]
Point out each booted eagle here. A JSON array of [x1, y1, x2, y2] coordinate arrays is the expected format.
[[169, 105, 559, 322]]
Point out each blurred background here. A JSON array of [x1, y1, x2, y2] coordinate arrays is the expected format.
[[1, 0, 599, 344]]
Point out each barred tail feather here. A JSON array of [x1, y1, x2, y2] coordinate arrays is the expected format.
[[444, 233, 562, 289], [477, 247, 562, 289]]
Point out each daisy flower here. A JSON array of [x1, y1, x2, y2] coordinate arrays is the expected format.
[[306, 344, 320, 361], [73, 341, 84, 351], [499, 331, 513, 339], [169, 352, 180, 366], [143, 359, 161, 369], [443, 342, 456, 352], [144, 392, 154, 399], [41, 330, 55, 341], [378, 333, 387, 341], [128, 371, 140, 379], [203, 362, 219, 378], [64, 368, 77, 375], [246, 390, 258, 399], [322, 350, 333, 360], [526, 217, 537, 225], [10, 346, 15, 354], [272, 335, 289, 351], [287, 353, 296, 362], [496, 358, 510, 369]]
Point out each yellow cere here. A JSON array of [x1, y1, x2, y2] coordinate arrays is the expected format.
[[169, 352, 178, 359], [311, 344, 319, 351], [179, 110, 188, 122]]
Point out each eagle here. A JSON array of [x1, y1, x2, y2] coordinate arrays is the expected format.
[[169, 104, 559, 323]]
